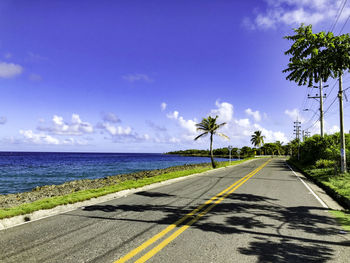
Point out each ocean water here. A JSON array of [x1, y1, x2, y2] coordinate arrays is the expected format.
[[0, 152, 229, 195]]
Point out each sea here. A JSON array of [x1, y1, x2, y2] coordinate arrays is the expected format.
[[0, 152, 229, 195]]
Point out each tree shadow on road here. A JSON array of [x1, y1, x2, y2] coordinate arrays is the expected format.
[[76, 191, 349, 262], [238, 237, 334, 263]]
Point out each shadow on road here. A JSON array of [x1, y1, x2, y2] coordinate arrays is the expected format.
[[238, 237, 334, 263], [75, 191, 350, 262], [135, 191, 176, 198]]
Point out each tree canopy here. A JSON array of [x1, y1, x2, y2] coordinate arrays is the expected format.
[[283, 24, 336, 87]]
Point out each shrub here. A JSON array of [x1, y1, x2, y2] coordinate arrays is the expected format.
[[315, 159, 336, 168]]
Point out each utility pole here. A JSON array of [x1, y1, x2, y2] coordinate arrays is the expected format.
[[305, 131, 311, 139], [338, 74, 347, 173], [319, 79, 324, 137], [308, 80, 328, 137], [294, 120, 301, 160], [302, 130, 310, 141]]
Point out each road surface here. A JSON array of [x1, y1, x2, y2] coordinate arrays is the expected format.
[[1, 158, 349, 262]]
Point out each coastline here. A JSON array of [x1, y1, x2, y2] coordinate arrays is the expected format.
[[0, 158, 254, 221], [0, 162, 212, 210]]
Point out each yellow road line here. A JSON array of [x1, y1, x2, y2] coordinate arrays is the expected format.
[[135, 160, 270, 263], [115, 159, 270, 263]]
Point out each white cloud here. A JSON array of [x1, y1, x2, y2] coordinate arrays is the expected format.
[[97, 115, 150, 142], [122, 73, 153, 83], [328, 125, 339, 134], [101, 112, 120, 123], [161, 102, 167, 111], [167, 110, 197, 135], [178, 116, 197, 134], [253, 123, 289, 143], [210, 101, 233, 123], [235, 118, 251, 128], [0, 62, 23, 78], [245, 108, 262, 122], [102, 122, 132, 136], [244, 0, 349, 29], [0, 116, 7, 125], [284, 108, 305, 122], [167, 111, 179, 119], [18, 130, 90, 146], [164, 101, 290, 147], [38, 114, 94, 135], [20, 130, 60, 145]]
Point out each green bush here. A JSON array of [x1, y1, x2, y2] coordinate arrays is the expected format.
[[315, 159, 336, 168]]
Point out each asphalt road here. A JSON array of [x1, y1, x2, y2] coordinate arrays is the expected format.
[[1, 158, 349, 263]]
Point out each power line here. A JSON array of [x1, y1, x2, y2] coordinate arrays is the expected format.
[[304, 110, 318, 126], [324, 87, 350, 115], [324, 79, 338, 102], [324, 96, 338, 115], [339, 12, 350, 34], [304, 118, 319, 132], [330, 0, 348, 32]]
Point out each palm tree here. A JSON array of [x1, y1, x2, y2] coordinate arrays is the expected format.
[[251, 131, 265, 155], [275, 141, 283, 156], [194, 115, 229, 168]]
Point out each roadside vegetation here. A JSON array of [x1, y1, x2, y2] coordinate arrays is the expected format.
[[282, 23, 350, 231], [287, 133, 350, 231], [167, 147, 255, 159], [167, 130, 286, 159], [0, 158, 252, 220]]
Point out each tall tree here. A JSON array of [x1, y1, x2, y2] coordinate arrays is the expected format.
[[274, 141, 283, 155], [250, 131, 265, 155], [283, 24, 334, 87], [283, 24, 350, 172], [194, 116, 229, 168]]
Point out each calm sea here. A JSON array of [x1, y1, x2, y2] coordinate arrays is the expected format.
[[0, 152, 229, 195]]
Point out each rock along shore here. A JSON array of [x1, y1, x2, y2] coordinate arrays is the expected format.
[[0, 162, 211, 210]]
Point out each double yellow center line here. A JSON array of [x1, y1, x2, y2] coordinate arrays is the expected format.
[[115, 159, 271, 263]]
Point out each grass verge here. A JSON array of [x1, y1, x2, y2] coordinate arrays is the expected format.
[[329, 210, 350, 231], [287, 159, 350, 232], [0, 158, 252, 220]]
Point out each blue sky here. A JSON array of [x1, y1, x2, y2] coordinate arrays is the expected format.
[[0, 0, 349, 152]]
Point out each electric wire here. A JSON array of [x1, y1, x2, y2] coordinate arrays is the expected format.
[[338, 10, 350, 34], [330, 0, 348, 32]]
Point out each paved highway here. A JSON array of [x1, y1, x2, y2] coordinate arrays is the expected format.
[[1, 158, 349, 262]]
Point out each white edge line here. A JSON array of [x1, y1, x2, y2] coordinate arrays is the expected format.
[[286, 163, 328, 208]]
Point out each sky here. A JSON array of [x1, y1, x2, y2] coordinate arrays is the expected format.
[[0, 0, 350, 153]]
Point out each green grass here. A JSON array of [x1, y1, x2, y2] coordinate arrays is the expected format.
[[330, 210, 350, 231], [287, 159, 350, 231], [302, 167, 350, 200], [0, 158, 253, 220]]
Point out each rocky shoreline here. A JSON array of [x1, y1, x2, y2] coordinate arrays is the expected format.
[[0, 162, 211, 210]]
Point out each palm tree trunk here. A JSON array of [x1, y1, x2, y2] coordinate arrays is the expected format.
[[210, 133, 216, 168]]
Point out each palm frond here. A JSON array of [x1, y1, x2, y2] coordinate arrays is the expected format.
[[194, 132, 208, 140], [217, 133, 230, 140]]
